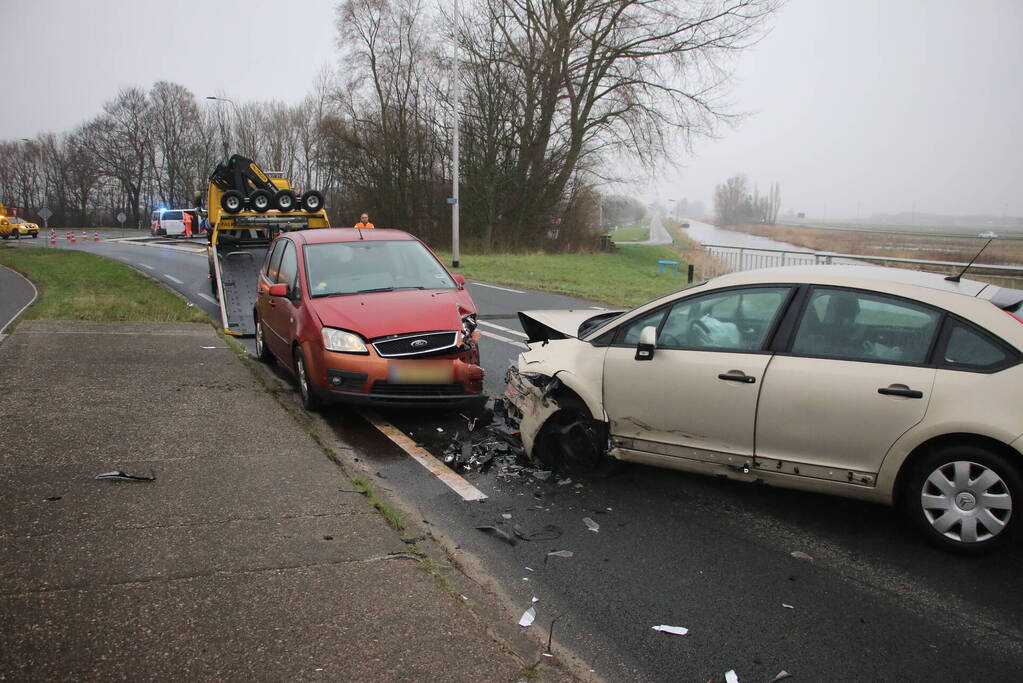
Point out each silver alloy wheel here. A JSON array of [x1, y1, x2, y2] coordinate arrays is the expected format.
[[921, 460, 1013, 543], [226, 196, 240, 210]]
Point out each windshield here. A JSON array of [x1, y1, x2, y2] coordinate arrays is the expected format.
[[304, 239, 456, 297], [161, 211, 182, 220]]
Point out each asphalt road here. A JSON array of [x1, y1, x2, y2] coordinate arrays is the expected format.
[[0, 264, 37, 340], [10, 233, 1023, 681]]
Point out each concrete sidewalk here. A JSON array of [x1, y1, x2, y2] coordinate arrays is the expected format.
[[0, 321, 554, 681]]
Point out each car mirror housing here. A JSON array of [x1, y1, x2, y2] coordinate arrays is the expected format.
[[268, 283, 289, 297], [452, 273, 466, 288], [635, 325, 657, 361]]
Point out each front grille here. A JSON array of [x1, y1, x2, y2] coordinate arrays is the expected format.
[[372, 331, 458, 358], [370, 381, 466, 397]]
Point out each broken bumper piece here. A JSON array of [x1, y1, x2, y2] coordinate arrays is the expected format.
[[502, 365, 563, 458]]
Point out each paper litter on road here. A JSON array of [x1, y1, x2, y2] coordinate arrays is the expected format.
[[725, 670, 739, 683], [519, 606, 536, 627], [546, 550, 574, 559], [95, 470, 156, 482], [790, 551, 813, 562], [583, 517, 600, 532], [651, 625, 688, 636], [770, 672, 792, 682], [782, 603, 795, 609]]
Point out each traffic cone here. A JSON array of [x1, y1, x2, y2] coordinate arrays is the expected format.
[[93, 232, 100, 242], [48, 233, 56, 246], [81, 230, 87, 241], [65, 231, 71, 241], [70, 234, 76, 244]]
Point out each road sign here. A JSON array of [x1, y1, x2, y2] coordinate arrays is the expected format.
[[38, 207, 52, 221], [446, 198, 458, 205], [116, 212, 127, 225]]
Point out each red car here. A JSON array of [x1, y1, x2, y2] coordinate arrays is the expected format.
[[253, 228, 484, 410]]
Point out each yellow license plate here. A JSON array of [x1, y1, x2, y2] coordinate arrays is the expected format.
[[388, 360, 454, 384]]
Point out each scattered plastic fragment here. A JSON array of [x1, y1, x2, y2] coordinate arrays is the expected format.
[[546, 550, 574, 560], [475, 525, 517, 545], [770, 672, 792, 682], [525, 566, 535, 572], [782, 603, 795, 609], [651, 625, 688, 636], [459, 594, 468, 601], [725, 670, 739, 683], [532, 469, 553, 481], [545, 613, 563, 657], [583, 517, 600, 532], [513, 524, 563, 541], [519, 606, 536, 627], [532, 596, 539, 603], [45, 496, 62, 502], [502, 513, 512, 519], [436, 427, 444, 432], [199, 345, 226, 349], [790, 551, 813, 562], [557, 478, 573, 486], [95, 470, 156, 482], [459, 413, 478, 432]]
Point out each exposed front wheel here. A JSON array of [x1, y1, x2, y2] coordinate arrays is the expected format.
[[906, 444, 1019, 554], [294, 348, 321, 412], [254, 317, 274, 363], [535, 407, 615, 478]]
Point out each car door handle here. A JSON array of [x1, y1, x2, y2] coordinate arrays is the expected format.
[[878, 386, 923, 399], [718, 372, 756, 384]]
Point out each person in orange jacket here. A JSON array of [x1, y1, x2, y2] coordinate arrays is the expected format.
[[354, 213, 375, 229], [183, 210, 193, 238]]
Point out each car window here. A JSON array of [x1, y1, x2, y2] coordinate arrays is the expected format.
[[615, 308, 668, 345], [265, 240, 285, 281], [791, 288, 940, 363], [942, 322, 1010, 371], [658, 287, 789, 351], [162, 211, 182, 221], [277, 241, 298, 289]]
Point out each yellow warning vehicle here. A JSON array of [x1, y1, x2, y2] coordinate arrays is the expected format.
[[206, 155, 330, 335]]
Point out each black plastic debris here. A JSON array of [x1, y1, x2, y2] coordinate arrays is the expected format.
[[475, 525, 517, 546], [95, 470, 156, 482], [513, 524, 563, 542]]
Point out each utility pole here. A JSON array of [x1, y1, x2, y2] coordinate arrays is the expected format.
[[206, 96, 238, 160], [451, 0, 461, 268]]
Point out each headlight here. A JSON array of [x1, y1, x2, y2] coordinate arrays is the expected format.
[[321, 327, 368, 354]]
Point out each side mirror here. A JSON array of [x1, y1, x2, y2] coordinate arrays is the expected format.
[[452, 273, 466, 289], [268, 283, 289, 297], [635, 325, 657, 361]]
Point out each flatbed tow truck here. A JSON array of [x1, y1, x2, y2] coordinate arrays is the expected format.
[[206, 155, 330, 336]]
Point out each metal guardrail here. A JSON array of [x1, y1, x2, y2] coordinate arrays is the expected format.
[[700, 243, 1023, 283]]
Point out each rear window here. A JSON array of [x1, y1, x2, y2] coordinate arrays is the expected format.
[[161, 211, 183, 221]]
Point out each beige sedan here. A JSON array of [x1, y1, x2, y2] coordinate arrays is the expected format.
[[503, 265, 1023, 553]]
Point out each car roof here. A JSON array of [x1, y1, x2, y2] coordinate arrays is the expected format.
[[708, 264, 994, 299], [289, 228, 418, 245]]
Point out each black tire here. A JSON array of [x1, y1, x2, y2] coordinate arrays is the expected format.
[[300, 190, 325, 213], [274, 189, 297, 212], [12, 231, 19, 240], [1, 235, 7, 240], [210, 276, 219, 300], [254, 316, 274, 363], [535, 404, 615, 478], [221, 190, 244, 214], [250, 190, 273, 213], [905, 443, 1020, 554], [31, 233, 38, 239], [294, 347, 321, 412]]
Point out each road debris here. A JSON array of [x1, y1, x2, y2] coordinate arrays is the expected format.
[[519, 606, 536, 627], [475, 525, 517, 546], [790, 551, 813, 562], [770, 672, 792, 682], [95, 470, 156, 482], [502, 513, 513, 519], [782, 603, 795, 609], [545, 614, 563, 657], [545, 550, 574, 562], [45, 496, 63, 502], [651, 625, 688, 636], [583, 517, 600, 532], [557, 478, 573, 486], [725, 670, 739, 683], [512, 524, 562, 541]]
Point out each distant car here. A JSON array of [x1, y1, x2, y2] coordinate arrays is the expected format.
[[150, 209, 203, 237], [253, 228, 485, 409], [504, 265, 1023, 553], [1, 217, 39, 239], [681, 222, 690, 228]]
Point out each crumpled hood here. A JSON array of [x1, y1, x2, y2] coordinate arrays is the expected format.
[[311, 289, 474, 340], [518, 309, 624, 343]]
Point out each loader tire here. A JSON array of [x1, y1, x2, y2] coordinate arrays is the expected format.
[[250, 190, 272, 213], [301, 190, 324, 213], [221, 190, 244, 214], [275, 190, 297, 212]]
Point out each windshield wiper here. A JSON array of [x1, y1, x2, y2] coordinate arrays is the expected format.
[[354, 287, 396, 294]]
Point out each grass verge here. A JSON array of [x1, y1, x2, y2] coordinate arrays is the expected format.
[[608, 225, 650, 241], [351, 475, 405, 531], [439, 243, 693, 308], [0, 247, 208, 323]]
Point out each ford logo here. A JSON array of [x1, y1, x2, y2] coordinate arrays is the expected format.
[[410, 339, 429, 348]]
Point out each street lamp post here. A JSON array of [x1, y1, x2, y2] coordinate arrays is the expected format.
[[451, 0, 460, 268], [205, 96, 238, 159]]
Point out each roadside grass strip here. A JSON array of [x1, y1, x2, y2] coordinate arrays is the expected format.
[[0, 247, 208, 323], [438, 243, 692, 308], [609, 225, 651, 241]]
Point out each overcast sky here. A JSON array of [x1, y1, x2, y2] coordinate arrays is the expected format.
[[2, 0, 1020, 220]]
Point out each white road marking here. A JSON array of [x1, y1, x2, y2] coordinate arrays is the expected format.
[[478, 320, 527, 338], [480, 330, 528, 349], [361, 411, 488, 502], [139, 263, 155, 270], [197, 293, 218, 305], [163, 274, 184, 284], [589, 306, 607, 310], [468, 281, 525, 294]]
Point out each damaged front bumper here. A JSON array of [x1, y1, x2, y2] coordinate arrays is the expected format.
[[502, 365, 566, 458]]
